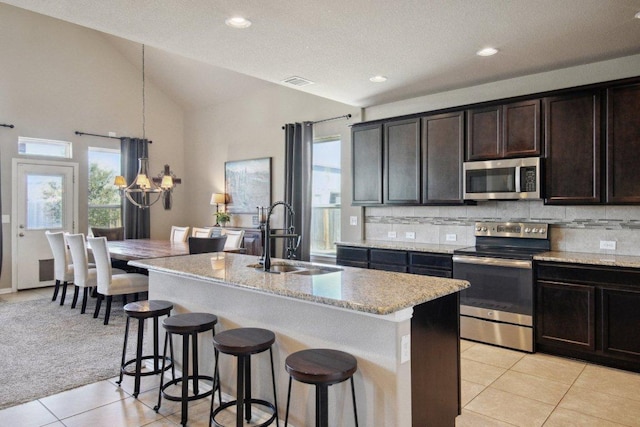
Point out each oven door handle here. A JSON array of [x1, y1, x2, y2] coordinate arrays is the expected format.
[[453, 255, 532, 269]]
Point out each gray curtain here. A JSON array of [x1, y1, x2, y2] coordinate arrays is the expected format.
[[284, 122, 313, 261], [121, 137, 150, 239]]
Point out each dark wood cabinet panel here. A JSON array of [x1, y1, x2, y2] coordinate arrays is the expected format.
[[336, 246, 368, 266], [384, 118, 421, 204], [536, 280, 596, 350], [601, 287, 640, 358], [503, 99, 541, 157], [241, 229, 263, 256], [370, 249, 408, 266], [544, 92, 601, 204], [422, 112, 465, 203], [352, 124, 383, 205], [466, 106, 501, 161], [606, 83, 640, 203]]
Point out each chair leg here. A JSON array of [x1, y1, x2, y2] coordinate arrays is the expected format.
[[59, 281, 68, 306], [71, 286, 79, 309], [94, 294, 103, 318], [81, 288, 89, 314], [52, 280, 60, 301], [104, 295, 113, 325], [122, 294, 127, 306]]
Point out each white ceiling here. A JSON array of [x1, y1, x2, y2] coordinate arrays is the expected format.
[[4, 0, 640, 110]]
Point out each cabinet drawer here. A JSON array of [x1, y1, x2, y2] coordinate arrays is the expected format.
[[370, 249, 407, 266], [409, 266, 452, 278], [336, 246, 369, 262], [409, 252, 453, 270], [370, 263, 408, 273], [338, 260, 368, 269], [536, 262, 640, 290]]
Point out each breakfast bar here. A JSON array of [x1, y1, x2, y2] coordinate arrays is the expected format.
[[130, 253, 469, 426]]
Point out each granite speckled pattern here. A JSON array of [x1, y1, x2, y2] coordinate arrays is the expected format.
[[535, 251, 640, 268], [130, 253, 469, 315], [336, 240, 467, 253]]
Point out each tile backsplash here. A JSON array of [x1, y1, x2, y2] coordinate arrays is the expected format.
[[364, 201, 640, 255]]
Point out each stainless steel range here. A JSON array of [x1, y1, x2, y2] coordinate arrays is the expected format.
[[453, 222, 550, 352]]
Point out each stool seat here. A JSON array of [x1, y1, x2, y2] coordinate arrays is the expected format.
[[163, 312, 218, 333], [124, 300, 173, 319], [213, 327, 275, 355], [285, 349, 357, 385]]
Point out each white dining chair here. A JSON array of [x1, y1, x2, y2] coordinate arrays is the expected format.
[[88, 236, 149, 325], [45, 231, 77, 306], [170, 226, 190, 242], [221, 229, 245, 252], [191, 227, 213, 238]]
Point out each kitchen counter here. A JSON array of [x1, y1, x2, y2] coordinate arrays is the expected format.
[[130, 252, 467, 426], [336, 239, 467, 254], [535, 251, 640, 268]]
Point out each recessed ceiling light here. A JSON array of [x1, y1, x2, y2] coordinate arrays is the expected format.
[[476, 47, 499, 57], [369, 75, 387, 83], [225, 16, 252, 29]]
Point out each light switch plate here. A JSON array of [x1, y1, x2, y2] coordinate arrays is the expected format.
[[388, 231, 397, 238], [600, 240, 616, 250], [401, 334, 411, 363], [1, 215, 9, 224], [108, 131, 117, 137], [405, 231, 416, 239], [349, 216, 357, 226]]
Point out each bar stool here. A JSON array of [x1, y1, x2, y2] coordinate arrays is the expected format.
[[210, 327, 279, 427], [117, 300, 175, 398], [155, 312, 218, 426], [284, 349, 359, 427]]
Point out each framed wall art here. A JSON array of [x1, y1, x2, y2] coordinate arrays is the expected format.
[[225, 157, 272, 213]]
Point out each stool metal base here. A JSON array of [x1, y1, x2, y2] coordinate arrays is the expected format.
[[159, 374, 216, 402], [120, 354, 173, 378], [211, 398, 277, 427]]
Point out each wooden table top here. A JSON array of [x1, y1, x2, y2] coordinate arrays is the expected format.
[[105, 239, 190, 261]]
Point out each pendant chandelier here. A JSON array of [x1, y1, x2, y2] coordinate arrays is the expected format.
[[114, 44, 180, 210]]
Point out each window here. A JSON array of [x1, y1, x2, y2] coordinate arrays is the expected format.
[[88, 147, 122, 229], [18, 136, 72, 158], [310, 138, 341, 256]]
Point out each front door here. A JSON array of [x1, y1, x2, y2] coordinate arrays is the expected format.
[[13, 159, 77, 290]]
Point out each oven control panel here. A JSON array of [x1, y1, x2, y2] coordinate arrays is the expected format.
[[474, 222, 548, 239]]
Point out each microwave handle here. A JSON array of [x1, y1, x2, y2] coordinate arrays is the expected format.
[[515, 166, 521, 192]]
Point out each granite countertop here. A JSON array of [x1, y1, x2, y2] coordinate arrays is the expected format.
[[336, 240, 467, 254], [130, 253, 469, 316], [535, 251, 640, 268]]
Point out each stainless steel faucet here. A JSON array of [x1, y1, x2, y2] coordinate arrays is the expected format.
[[263, 201, 296, 272]]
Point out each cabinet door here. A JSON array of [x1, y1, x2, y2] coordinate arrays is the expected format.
[[601, 287, 640, 359], [536, 280, 596, 351], [544, 92, 601, 204], [422, 112, 464, 203], [606, 83, 640, 203], [503, 99, 541, 157], [466, 105, 501, 160], [384, 118, 421, 204], [336, 246, 368, 269], [352, 124, 383, 205]]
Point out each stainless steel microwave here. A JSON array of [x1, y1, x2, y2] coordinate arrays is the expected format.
[[463, 157, 541, 200]]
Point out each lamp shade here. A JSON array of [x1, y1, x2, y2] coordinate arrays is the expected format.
[[211, 193, 226, 205], [114, 175, 127, 188], [160, 175, 174, 189]]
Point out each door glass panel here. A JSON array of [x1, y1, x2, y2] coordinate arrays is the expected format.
[[26, 174, 64, 230]]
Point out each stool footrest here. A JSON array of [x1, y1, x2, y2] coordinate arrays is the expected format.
[[160, 375, 215, 402], [120, 355, 173, 378], [211, 398, 277, 427]]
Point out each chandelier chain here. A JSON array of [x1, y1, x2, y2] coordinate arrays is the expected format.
[[142, 44, 146, 141]]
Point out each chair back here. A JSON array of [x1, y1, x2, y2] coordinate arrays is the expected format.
[[221, 229, 245, 251], [188, 236, 228, 255], [191, 227, 214, 238], [170, 226, 190, 242], [91, 226, 124, 241], [66, 233, 90, 287], [45, 231, 71, 281], [87, 236, 113, 294]]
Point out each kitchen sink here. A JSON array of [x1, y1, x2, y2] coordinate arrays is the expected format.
[[291, 267, 343, 276], [247, 263, 342, 275]]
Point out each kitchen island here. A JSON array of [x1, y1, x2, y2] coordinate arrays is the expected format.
[[130, 252, 469, 426]]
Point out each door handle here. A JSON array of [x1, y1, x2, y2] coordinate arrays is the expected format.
[[19, 224, 25, 229], [19, 233, 25, 237]]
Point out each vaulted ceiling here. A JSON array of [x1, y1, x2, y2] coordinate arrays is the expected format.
[[4, 0, 640, 110]]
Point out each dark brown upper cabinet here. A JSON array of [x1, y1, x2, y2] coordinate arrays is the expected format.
[[422, 111, 465, 203], [606, 83, 640, 203], [352, 123, 383, 205], [544, 92, 601, 204], [466, 100, 541, 161], [384, 118, 421, 204]]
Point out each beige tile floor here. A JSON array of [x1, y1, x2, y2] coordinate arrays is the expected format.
[[2, 288, 640, 426]]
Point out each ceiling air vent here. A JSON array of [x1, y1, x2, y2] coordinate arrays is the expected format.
[[282, 76, 314, 87]]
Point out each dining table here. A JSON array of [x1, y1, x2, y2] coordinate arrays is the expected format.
[[104, 239, 190, 261]]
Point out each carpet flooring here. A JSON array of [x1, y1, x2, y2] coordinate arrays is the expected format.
[[0, 295, 137, 410]]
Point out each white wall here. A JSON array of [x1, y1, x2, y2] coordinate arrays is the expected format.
[[0, 4, 185, 290]]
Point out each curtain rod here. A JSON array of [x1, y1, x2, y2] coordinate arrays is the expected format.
[[75, 130, 152, 143], [1, 123, 14, 129], [281, 113, 352, 129]]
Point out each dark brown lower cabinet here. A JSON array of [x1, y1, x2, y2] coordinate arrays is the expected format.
[[536, 262, 640, 372]]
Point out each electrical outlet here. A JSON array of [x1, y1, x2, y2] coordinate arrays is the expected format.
[[108, 131, 117, 137], [349, 216, 357, 226], [1, 215, 9, 224], [405, 231, 416, 239], [446, 233, 457, 242], [401, 334, 411, 363], [387, 231, 397, 238], [600, 240, 616, 250]]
